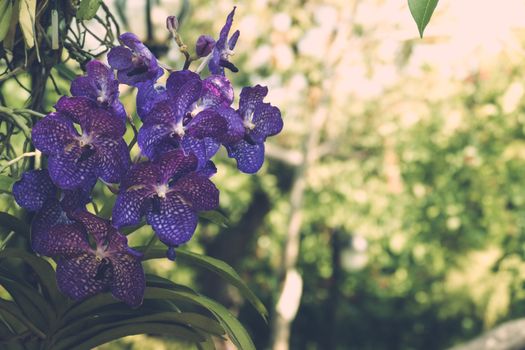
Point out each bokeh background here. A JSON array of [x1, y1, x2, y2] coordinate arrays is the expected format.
[[4, 0, 525, 349]]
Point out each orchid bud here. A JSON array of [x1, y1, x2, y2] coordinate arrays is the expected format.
[[166, 16, 179, 33], [196, 35, 216, 57]]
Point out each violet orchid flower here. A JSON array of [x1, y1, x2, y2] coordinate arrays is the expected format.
[[226, 85, 283, 173], [108, 33, 164, 86], [13, 169, 93, 213], [112, 149, 219, 260], [209, 7, 240, 75], [13, 169, 94, 254], [32, 97, 130, 189], [36, 211, 145, 307], [137, 70, 240, 166], [70, 60, 127, 121]]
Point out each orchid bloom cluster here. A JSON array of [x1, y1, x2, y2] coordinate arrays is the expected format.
[[12, 8, 282, 307]]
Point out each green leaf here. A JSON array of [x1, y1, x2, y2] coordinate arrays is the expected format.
[[77, 0, 101, 21], [199, 210, 230, 227], [144, 288, 256, 350], [53, 63, 77, 82], [0, 212, 30, 238], [407, 0, 439, 38], [0, 298, 45, 339], [0, 175, 15, 193], [18, 0, 36, 48], [0, 1, 13, 42], [0, 272, 52, 333], [56, 322, 204, 350], [56, 311, 223, 346], [143, 247, 268, 322], [0, 249, 62, 310]]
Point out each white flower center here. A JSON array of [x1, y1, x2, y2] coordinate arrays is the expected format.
[[155, 184, 169, 198], [173, 122, 185, 137], [78, 133, 93, 147], [243, 111, 255, 130]]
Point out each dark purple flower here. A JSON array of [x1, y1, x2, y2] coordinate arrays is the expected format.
[[209, 7, 240, 75], [112, 150, 219, 260], [70, 60, 127, 121], [226, 85, 283, 173], [35, 211, 145, 307], [108, 33, 164, 86], [196, 35, 215, 57], [136, 82, 169, 121], [31, 97, 130, 189], [137, 71, 236, 165], [13, 169, 93, 213]]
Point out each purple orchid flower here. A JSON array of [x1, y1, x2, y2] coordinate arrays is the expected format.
[[137, 70, 241, 166], [70, 60, 127, 121], [31, 97, 130, 189], [35, 210, 145, 307], [13, 169, 93, 213], [226, 85, 283, 173], [112, 149, 219, 260], [13, 169, 94, 255], [108, 32, 164, 86], [209, 7, 240, 75], [196, 35, 216, 57]]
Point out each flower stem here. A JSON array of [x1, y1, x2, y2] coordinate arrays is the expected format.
[[0, 151, 39, 174]]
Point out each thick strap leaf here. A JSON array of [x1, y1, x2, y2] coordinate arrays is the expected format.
[[143, 288, 256, 350], [142, 247, 268, 322], [0, 249, 62, 310], [55, 322, 204, 350], [0, 213, 30, 239], [0, 298, 45, 339]]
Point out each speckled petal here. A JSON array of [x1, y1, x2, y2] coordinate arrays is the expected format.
[[94, 138, 131, 184], [198, 160, 218, 178], [180, 137, 209, 168], [71, 61, 119, 103], [166, 70, 200, 98], [31, 199, 66, 251], [70, 211, 110, 245], [173, 174, 219, 212], [112, 187, 153, 228], [249, 103, 283, 143], [32, 222, 90, 257], [120, 161, 158, 189], [61, 179, 95, 212], [13, 170, 56, 211], [136, 83, 168, 121], [55, 96, 126, 137], [204, 138, 221, 160], [109, 252, 145, 307], [226, 139, 265, 174], [202, 75, 234, 107], [238, 85, 268, 118], [137, 122, 175, 160], [32, 112, 77, 155], [146, 192, 198, 247], [174, 79, 202, 118], [56, 254, 110, 301], [157, 149, 198, 184], [186, 109, 227, 139], [107, 46, 133, 70], [214, 106, 244, 144], [141, 99, 178, 126], [47, 143, 97, 190]]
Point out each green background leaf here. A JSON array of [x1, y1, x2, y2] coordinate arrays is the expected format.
[[77, 0, 101, 21], [408, 0, 439, 37]]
